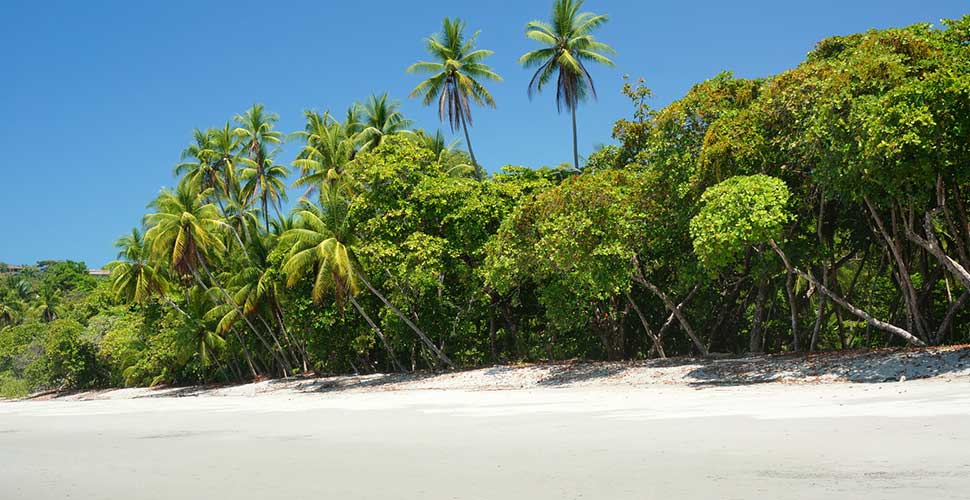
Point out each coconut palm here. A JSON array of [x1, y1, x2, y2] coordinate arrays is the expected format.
[[239, 149, 290, 231], [143, 180, 228, 278], [519, 0, 616, 170], [233, 104, 284, 229], [175, 129, 223, 196], [407, 17, 502, 178], [412, 129, 476, 178], [357, 93, 413, 153], [209, 122, 243, 202], [291, 110, 358, 196], [281, 183, 453, 370], [105, 228, 175, 309], [144, 179, 286, 376]]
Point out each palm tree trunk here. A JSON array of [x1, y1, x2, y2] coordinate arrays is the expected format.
[[571, 106, 579, 171], [459, 111, 482, 181], [354, 269, 455, 369], [193, 251, 291, 376], [349, 295, 407, 373]]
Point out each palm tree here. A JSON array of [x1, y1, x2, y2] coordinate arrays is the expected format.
[[358, 93, 413, 153], [412, 130, 476, 178], [291, 110, 358, 196], [106, 228, 174, 308], [175, 129, 223, 196], [209, 122, 243, 203], [233, 104, 284, 229], [519, 0, 616, 170], [407, 17, 502, 178], [35, 286, 61, 323], [239, 149, 290, 231], [144, 179, 282, 376], [281, 183, 453, 370]]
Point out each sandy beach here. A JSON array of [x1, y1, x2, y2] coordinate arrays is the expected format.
[[3, 347, 970, 499]]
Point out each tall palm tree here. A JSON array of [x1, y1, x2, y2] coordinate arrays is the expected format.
[[239, 149, 290, 231], [407, 17, 502, 177], [358, 93, 413, 153], [233, 104, 284, 229], [209, 122, 243, 204], [519, 0, 616, 170], [281, 183, 453, 370], [144, 180, 283, 376]]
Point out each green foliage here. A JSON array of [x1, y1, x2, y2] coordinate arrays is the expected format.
[[690, 175, 792, 270]]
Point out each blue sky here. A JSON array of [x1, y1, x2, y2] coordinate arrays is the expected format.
[[1, 0, 966, 267]]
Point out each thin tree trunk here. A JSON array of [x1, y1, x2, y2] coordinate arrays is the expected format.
[[625, 291, 665, 358], [349, 295, 406, 373], [571, 106, 580, 170], [229, 325, 259, 379], [749, 279, 768, 354], [354, 269, 455, 369], [459, 111, 482, 181], [809, 268, 829, 352], [193, 252, 290, 376], [936, 291, 969, 345], [631, 259, 708, 357], [865, 198, 929, 340], [770, 240, 926, 347]]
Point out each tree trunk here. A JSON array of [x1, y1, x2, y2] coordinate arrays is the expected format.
[[193, 252, 291, 377], [459, 111, 482, 181], [625, 291, 665, 358], [936, 291, 969, 345], [571, 106, 580, 171], [865, 198, 929, 341], [349, 295, 406, 373], [749, 279, 768, 354], [631, 260, 708, 357], [354, 269, 455, 369], [770, 240, 926, 347]]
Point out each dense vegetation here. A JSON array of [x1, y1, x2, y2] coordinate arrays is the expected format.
[[2, 4, 968, 398]]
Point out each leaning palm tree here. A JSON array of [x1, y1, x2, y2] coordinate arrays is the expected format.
[[407, 17, 502, 177], [144, 179, 284, 376], [357, 93, 413, 153], [519, 0, 616, 170], [281, 183, 453, 370], [233, 104, 284, 229]]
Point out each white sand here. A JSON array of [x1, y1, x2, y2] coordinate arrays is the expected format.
[[3, 347, 970, 499]]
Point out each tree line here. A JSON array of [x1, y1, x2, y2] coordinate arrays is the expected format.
[[1, 7, 968, 396]]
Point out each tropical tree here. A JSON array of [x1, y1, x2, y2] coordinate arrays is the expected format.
[[233, 104, 285, 229], [239, 149, 290, 231], [281, 181, 453, 369], [144, 179, 285, 376], [358, 93, 413, 153], [105, 228, 173, 308], [292, 110, 358, 196], [519, 0, 616, 169], [407, 17, 502, 177]]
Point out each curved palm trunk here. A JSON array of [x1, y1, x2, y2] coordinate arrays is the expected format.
[[354, 269, 455, 369]]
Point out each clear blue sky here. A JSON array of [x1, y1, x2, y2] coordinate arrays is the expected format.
[[1, 0, 966, 268]]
